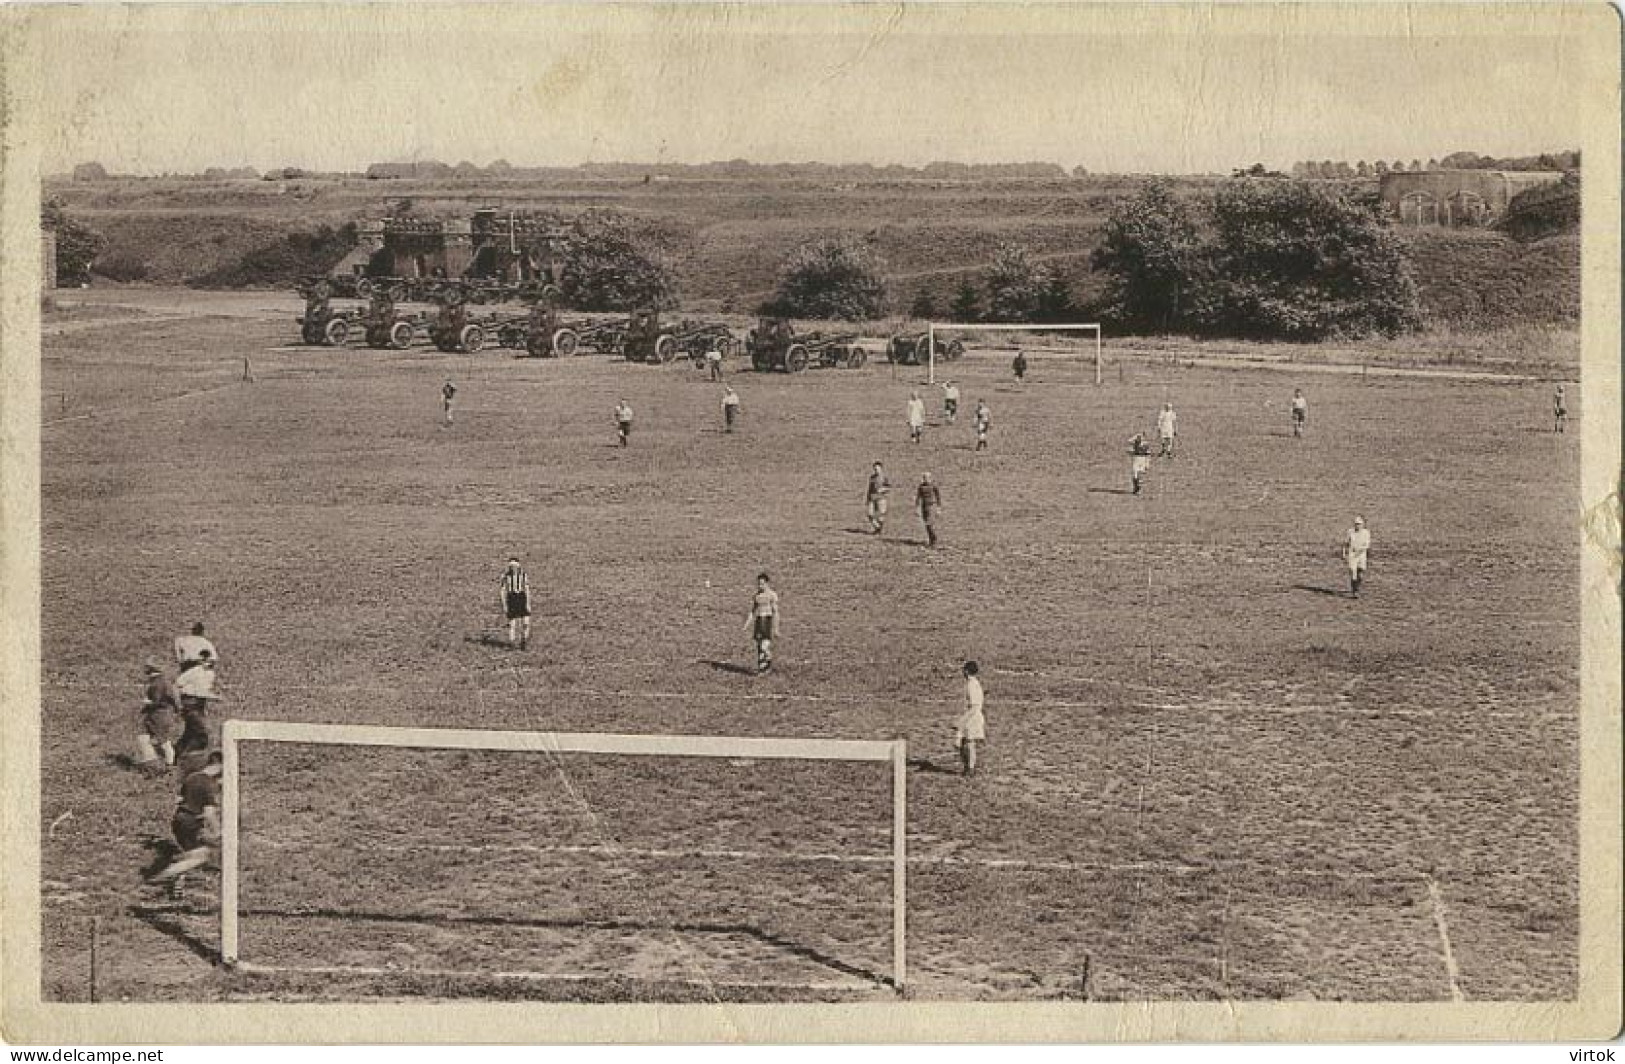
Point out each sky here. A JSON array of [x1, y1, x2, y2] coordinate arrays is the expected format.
[[17, 3, 1610, 176]]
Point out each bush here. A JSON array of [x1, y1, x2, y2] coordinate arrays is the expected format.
[[41, 201, 106, 286], [1196, 180, 1421, 340], [985, 243, 1052, 322], [1092, 179, 1421, 340], [1090, 181, 1205, 332], [763, 236, 887, 320], [553, 209, 678, 311], [949, 279, 982, 322], [1500, 172, 1580, 243], [186, 223, 358, 288], [92, 252, 149, 282]]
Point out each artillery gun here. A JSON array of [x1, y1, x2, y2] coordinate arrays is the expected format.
[[745, 317, 870, 373], [621, 309, 739, 365], [886, 331, 965, 366], [294, 280, 372, 347], [485, 301, 581, 357], [567, 317, 630, 356], [428, 286, 488, 353]]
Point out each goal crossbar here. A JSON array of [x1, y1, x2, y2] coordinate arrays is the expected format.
[[219, 719, 910, 991], [926, 321, 1103, 385]]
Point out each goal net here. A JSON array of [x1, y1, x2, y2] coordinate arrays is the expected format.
[[925, 322, 1103, 385], [220, 720, 908, 998]]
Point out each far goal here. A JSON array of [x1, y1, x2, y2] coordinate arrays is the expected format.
[[220, 720, 909, 997], [924, 322, 1104, 385]]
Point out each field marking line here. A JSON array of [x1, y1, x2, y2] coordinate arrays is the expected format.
[[232, 961, 872, 992], [42, 378, 249, 427], [499, 661, 730, 1008], [1422, 873, 1467, 1002], [42, 312, 203, 336], [53, 676, 1576, 722], [239, 837, 1397, 881]]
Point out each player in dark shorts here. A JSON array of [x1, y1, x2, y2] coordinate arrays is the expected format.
[[916, 473, 942, 547], [747, 573, 780, 674], [615, 400, 634, 446], [147, 751, 224, 897], [1012, 350, 1028, 383], [136, 661, 180, 775], [502, 558, 531, 649]]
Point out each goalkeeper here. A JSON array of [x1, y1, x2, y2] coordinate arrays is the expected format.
[[147, 751, 224, 896]]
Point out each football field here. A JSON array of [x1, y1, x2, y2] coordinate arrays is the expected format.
[[38, 304, 1581, 1001]]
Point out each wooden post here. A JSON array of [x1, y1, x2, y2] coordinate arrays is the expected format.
[[89, 916, 99, 1002], [891, 740, 907, 995], [926, 324, 936, 386]]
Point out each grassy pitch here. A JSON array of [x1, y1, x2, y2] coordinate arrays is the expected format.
[[39, 306, 1580, 1001]]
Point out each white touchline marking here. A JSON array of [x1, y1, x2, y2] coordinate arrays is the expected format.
[[231, 962, 874, 991], [1423, 873, 1467, 1002]]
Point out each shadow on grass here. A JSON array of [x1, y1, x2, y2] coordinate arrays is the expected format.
[[1086, 487, 1136, 496], [908, 757, 961, 776], [131, 902, 890, 988], [129, 901, 222, 964], [1292, 584, 1349, 598], [465, 633, 518, 650], [701, 659, 757, 677]]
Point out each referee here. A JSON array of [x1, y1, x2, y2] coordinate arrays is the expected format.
[[501, 557, 532, 649]]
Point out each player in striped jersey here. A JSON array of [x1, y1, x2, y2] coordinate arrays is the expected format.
[[501, 558, 531, 649], [442, 380, 457, 426], [746, 572, 780, 674]]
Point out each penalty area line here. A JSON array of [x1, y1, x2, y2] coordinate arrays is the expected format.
[[1422, 873, 1467, 1002], [242, 838, 1399, 881]]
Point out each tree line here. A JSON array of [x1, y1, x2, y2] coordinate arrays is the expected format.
[[1288, 149, 1579, 179]]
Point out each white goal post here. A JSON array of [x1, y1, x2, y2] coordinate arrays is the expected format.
[[219, 719, 910, 991], [926, 321, 1103, 385]]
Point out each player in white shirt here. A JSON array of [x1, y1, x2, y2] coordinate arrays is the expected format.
[[615, 400, 634, 446], [1291, 389, 1308, 438], [940, 381, 961, 424], [1342, 516, 1371, 598], [1157, 402, 1178, 457], [722, 386, 742, 433], [955, 660, 986, 777], [907, 392, 926, 444], [173, 622, 218, 673]]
